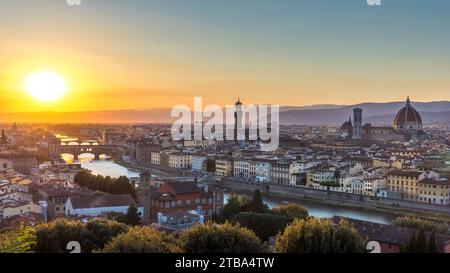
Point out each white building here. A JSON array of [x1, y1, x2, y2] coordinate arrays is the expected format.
[[234, 160, 251, 180], [168, 153, 192, 169], [192, 155, 207, 172], [255, 161, 271, 183], [363, 177, 387, 196], [65, 194, 142, 217], [215, 158, 233, 177], [151, 152, 161, 165]]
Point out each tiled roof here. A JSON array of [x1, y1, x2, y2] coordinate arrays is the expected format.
[[69, 194, 136, 209]]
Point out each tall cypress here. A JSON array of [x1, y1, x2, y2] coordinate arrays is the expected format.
[[428, 232, 437, 253]]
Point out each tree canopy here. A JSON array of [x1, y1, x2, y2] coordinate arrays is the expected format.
[[100, 227, 181, 253], [232, 212, 291, 241], [272, 204, 309, 220], [0, 226, 36, 253], [275, 218, 366, 253], [74, 171, 137, 199], [180, 222, 266, 253], [34, 218, 128, 253]]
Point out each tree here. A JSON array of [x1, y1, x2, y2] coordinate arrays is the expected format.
[[100, 227, 181, 253], [74, 171, 137, 199], [401, 229, 437, 253], [392, 216, 449, 234], [232, 212, 291, 241], [124, 204, 141, 226], [180, 222, 266, 253], [272, 204, 309, 220], [217, 193, 249, 222], [0, 226, 36, 253], [34, 218, 128, 253], [243, 189, 270, 213], [275, 218, 366, 253], [416, 229, 427, 253], [428, 232, 437, 253]]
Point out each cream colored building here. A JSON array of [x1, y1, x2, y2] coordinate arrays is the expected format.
[[418, 178, 450, 205], [363, 177, 387, 196], [168, 153, 192, 169], [151, 152, 161, 165], [215, 158, 233, 177], [3, 202, 42, 219], [386, 170, 437, 200]]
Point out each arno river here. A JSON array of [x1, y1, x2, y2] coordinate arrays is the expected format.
[[63, 155, 394, 225]]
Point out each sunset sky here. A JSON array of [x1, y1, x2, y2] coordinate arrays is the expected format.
[[1, 0, 450, 113]]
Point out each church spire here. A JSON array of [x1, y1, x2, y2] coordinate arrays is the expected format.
[[406, 96, 411, 106]]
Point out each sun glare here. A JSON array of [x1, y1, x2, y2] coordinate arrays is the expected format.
[[24, 71, 67, 102]]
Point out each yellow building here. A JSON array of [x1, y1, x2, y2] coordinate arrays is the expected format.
[[387, 170, 426, 200]]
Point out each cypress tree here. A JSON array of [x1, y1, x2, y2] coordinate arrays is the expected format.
[[428, 232, 437, 253], [416, 229, 427, 253]]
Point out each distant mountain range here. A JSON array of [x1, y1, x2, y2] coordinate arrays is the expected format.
[[279, 101, 450, 125], [1, 101, 450, 125]]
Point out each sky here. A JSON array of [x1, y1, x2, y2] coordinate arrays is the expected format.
[[0, 0, 450, 113]]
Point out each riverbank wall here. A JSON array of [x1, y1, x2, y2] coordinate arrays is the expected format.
[[210, 180, 450, 216]]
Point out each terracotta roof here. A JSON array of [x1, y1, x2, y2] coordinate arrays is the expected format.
[[393, 98, 423, 126], [331, 216, 450, 252], [166, 181, 201, 195], [418, 178, 450, 186], [387, 169, 424, 178]]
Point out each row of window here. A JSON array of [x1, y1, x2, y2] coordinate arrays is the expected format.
[[153, 197, 213, 208]]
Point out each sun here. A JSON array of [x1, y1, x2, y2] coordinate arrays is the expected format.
[[24, 71, 67, 102]]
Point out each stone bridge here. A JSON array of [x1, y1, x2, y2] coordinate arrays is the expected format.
[[60, 144, 122, 160]]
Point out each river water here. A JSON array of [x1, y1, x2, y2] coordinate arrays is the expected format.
[[63, 156, 394, 225]]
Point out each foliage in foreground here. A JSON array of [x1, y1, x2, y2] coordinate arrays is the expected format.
[[232, 212, 291, 241], [0, 226, 36, 253], [100, 226, 181, 253], [275, 218, 367, 253], [401, 229, 438, 253], [179, 221, 267, 253], [34, 218, 128, 253]]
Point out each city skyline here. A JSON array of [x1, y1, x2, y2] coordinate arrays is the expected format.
[[1, 0, 450, 115]]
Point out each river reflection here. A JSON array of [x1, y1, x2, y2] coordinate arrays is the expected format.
[[64, 157, 394, 225], [223, 192, 393, 224]]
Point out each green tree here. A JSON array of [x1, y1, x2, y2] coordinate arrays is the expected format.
[[0, 225, 36, 253], [428, 232, 437, 253], [100, 227, 181, 253], [34, 218, 128, 253], [244, 189, 270, 213], [74, 171, 137, 199], [275, 218, 366, 253], [392, 216, 449, 234], [124, 204, 141, 226], [180, 222, 266, 253], [217, 193, 249, 222], [232, 212, 291, 241], [416, 229, 428, 253], [272, 204, 309, 220]]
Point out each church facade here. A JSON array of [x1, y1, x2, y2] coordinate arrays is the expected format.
[[341, 97, 426, 142]]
